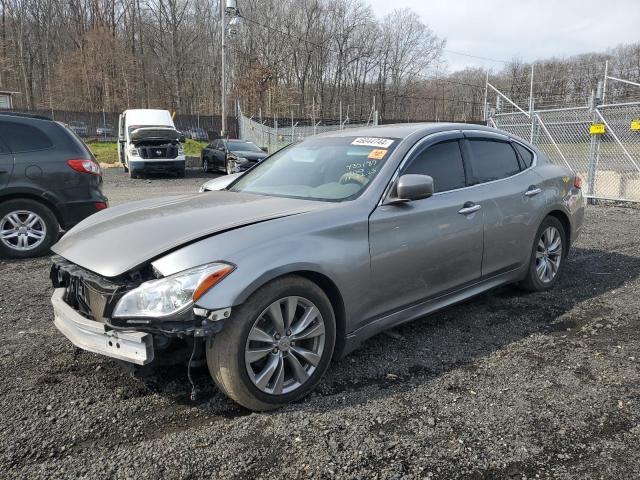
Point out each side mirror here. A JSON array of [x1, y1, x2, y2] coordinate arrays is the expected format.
[[394, 174, 434, 202], [179, 134, 186, 143], [260, 146, 268, 153]]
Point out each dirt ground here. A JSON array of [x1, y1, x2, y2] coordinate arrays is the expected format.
[[1, 169, 639, 479]]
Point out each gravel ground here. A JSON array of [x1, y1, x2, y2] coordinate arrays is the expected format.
[[1, 169, 639, 479]]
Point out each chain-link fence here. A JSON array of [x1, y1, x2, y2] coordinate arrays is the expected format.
[[486, 65, 640, 203], [490, 103, 640, 202], [239, 112, 378, 154]]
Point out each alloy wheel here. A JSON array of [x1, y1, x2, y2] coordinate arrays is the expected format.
[[535, 226, 562, 283], [245, 296, 326, 395], [0, 210, 47, 251], [203, 159, 209, 172]]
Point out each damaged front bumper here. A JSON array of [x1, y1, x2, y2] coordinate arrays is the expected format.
[[50, 257, 229, 365], [52, 288, 154, 365]]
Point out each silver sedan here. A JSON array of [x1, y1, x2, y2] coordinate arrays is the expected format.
[[50, 123, 584, 410]]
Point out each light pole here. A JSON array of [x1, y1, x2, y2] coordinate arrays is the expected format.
[[220, 0, 241, 138]]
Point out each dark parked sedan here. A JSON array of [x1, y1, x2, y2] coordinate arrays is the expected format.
[[201, 139, 267, 174], [50, 123, 583, 411], [0, 112, 107, 258]]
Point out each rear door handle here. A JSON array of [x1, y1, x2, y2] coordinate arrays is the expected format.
[[458, 202, 482, 215], [525, 186, 542, 197]]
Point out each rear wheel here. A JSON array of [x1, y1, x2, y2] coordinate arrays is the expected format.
[[519, 216, 566, 292], [207, 275, 336, 411], [0, 199, 59, 259]]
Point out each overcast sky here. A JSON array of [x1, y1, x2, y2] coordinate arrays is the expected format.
[[367, 0, 640, 72]]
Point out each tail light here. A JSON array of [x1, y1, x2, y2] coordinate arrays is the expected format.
[[95, 202, 108, 211], [67, 159, 101, 175], [574, 175, 583, 189]]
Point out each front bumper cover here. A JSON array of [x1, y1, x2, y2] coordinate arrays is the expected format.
[[52, 288, 154, 365]]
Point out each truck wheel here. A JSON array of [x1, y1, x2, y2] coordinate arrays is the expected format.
[[0, 199, 59, 259], [207, 275, 336, 411]]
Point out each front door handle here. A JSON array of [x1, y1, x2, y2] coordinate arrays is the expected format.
[[458, 202, 482, 215], [525, 186, 542, 197]]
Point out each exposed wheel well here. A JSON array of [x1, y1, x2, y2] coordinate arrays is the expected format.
[[0, 194, 62, 227], [547, 210, 571, 251]]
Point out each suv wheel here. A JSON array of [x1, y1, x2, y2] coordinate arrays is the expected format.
[[0, 199, 59, 258], [202, 158, 209, 172], [207, 275, 336, 411], [519, 216, 566, 292]]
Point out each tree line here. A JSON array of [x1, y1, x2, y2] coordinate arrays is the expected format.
[[0, 0, 638, 122]]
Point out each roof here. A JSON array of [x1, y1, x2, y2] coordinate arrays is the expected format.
[[315, 122, 495, 140], [0, 111, 52, 121]]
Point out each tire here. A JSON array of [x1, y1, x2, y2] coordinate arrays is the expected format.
[[129, 168, 138, 179], [202, 158, 209, 172], [207, 275, 336, 411], [0, 199, 59, 259], [518, 216, 567, 292], [123, 161, 129, 173]]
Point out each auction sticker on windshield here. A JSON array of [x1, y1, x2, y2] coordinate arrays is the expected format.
[[352, 137, 395, 148], [368, 149, 388, 160]]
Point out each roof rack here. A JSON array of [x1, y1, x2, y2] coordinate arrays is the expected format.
[[0, 111, 52, 121]]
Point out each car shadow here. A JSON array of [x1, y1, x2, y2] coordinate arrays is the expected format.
[[134, 246, 640, 414]]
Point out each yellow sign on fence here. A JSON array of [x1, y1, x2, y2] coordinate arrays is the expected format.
[[631, 119, 640, 131], [590, 123, 606, 135]]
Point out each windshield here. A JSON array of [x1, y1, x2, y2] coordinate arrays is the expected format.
[[227, 140, 262, 153], [229, 135, 399, 201]]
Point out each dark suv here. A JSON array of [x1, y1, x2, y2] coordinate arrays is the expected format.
[[0, 113, 107, 258]]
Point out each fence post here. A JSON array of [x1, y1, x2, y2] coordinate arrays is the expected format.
[[587, 83, 603, 205]]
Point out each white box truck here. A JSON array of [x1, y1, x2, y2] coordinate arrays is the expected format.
[[117, 109, 186, 178]]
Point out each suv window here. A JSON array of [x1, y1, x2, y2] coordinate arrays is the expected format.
[[467, 139, 521, 183], [0, 121, 53, 152], [514, 143, 534, 168], [404, 140, 466, 193]]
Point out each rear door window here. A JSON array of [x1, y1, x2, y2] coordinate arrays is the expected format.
[[467, 139, 521, 183], [0, 121, 53, 152], [514, 143, 534, 168], [403, 140, 466, 193]]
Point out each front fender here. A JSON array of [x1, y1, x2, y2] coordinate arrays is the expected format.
[[150, 207, 371, 328]]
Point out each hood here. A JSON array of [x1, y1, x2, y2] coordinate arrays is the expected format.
[[200, 173, 241, 192], [130, 127, 180, 143], [52, 191, 328, 278]]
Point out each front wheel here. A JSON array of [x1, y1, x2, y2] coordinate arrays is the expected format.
[[519, 216, 566, 292], [207, 275, 336, 411], [202, 158, 210, 172]]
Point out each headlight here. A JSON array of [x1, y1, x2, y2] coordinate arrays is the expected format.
[[229, 157, 246, 173], [178, 145, 185, 155], [112, 263, 235, 319], [128, 146, 139, 157]]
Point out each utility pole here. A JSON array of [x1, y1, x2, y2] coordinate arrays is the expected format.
[[220, 0, 241, 137], [220, 0, 227, 137]]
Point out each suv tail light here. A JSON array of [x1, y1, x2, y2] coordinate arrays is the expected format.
[[67, 159, 101, 175], [574, 175, 583, 189]]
